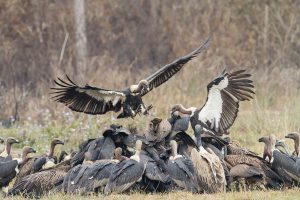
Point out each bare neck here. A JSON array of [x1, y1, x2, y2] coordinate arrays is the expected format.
[[294, 138, 299, 157], [177, 105, 194, 115], [171, 144, 178, 157], [22, 151, 27, 160], [49, 143, 56, 157], [5, 142, 11, 155], [264, 142, 275, 161]]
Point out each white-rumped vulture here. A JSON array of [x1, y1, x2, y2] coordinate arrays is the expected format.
[[51, 38, 210, 118], [171, 69, 254, 135], [104, 140, 146, 194], [166, 140, 198, 192]]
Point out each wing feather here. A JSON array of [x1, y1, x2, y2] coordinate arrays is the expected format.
[[198, 69, 254, 134], [51, 76, 126, 115], [141, 37, 210, 96]]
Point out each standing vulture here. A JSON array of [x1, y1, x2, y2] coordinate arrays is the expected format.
[[31, 138, 64, 173], [285, 132, 299, 157], [259, 135, 299, 186], [0, 146, 35, 193], [275, 139, 291, 156], [190, 125, 226, 193], [0, 137, 19, 162], [51, 38, 210, 118], [166, 140, 198, 193], [171, 69, 254, 135], [104, 140, 146, 194]]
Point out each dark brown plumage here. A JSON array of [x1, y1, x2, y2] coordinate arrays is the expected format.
[[51, 37, 210, 118], [225, 153, 283, 189], [13, 146, 36, 186], [9, 160, 71, 198]]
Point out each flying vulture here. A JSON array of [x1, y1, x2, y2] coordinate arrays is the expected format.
[[171, 69, 255, 135], [51, 37, 210, 118]]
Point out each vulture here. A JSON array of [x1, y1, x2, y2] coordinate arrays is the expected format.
[[258, 135, 276, 162], [225, 137, 258, 157], [13, 146, 39, 186], [171, 69, 255, 135], [51, 37, 210, 119], [63, 148, 122, 195], [0, 137, 19, 162], [0, 160, 19, 193], [8, 159, 71, 198], [104, 140, 146, 194], [136, 149, 170, 192], [31, 138, 64, 173], [224, 135, 283, 189], [190, 125, 226, 193], [168, 114, 190, 132], [285, 132, 299, 157], [228, 164, 265, 191], [0, 146, 35, 193], [70, 138, 96, 167], [166, 140, 198, 193], [165, 130, 198, 157], [145, 118, 172, 143], [70, 136, 115, 167], [260, 135, 300, 185], [275, 139, 291, 156]]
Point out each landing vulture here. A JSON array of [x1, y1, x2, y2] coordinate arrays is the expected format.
[[171, 69, 255, 135], [51, 37, 210, 118]]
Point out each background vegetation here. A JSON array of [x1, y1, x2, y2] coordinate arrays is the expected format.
[[1, 1, 300, 199]]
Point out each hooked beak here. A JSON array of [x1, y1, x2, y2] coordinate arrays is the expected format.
[[57, 140, 65, 145], [285, 134, 292, 139], [13, 139, 20, 144], [31, 148, 37, 153], [258, 137, 265, 143]]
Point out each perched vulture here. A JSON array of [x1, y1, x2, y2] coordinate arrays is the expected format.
[[171, 69, 254, 135], [51, 38, 210, 118]]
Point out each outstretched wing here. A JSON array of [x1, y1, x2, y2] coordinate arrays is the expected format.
[[51, 76, 126, 115], [198, 69, 255, 134], [141, 37, 210, 96]]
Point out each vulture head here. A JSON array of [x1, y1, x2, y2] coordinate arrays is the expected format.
[[23, 146, 36, 155], [285, 132, 299, 141], [285, 132, 299, 157], [6, 137, 19, 145], [51, 138, 65, 146], [150, 118, 163, 133], [258, 134, 276, 162]]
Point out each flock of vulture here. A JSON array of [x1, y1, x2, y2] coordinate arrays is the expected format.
[[1, 37, 300, 198]]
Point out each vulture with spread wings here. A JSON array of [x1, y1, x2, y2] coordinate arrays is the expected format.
[[51, 37, 210, 118], [171, 69, 255, 135]]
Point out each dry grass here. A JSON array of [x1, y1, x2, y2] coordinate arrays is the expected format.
[[4, 189, 300, 200]]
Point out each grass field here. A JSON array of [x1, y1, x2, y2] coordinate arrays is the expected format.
[[1, 67, 300, 200], [3, 189, 300, 200]]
